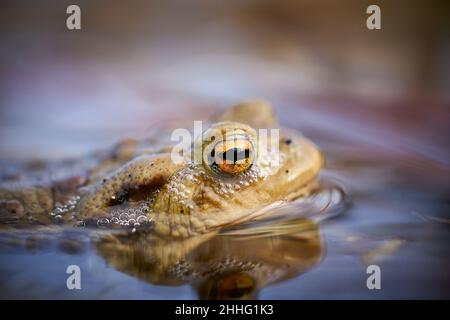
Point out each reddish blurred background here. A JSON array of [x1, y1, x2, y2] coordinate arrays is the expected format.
[[0, 0, 449, 161], [0, 0, 449, 299]]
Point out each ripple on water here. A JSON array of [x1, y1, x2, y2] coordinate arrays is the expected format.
[[219, 178, 348, 238]]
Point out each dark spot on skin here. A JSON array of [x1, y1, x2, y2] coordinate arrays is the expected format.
[[109, 189, 129, 206], [180, 209, 184, 213], [107, 175, 167, 207], [284, 139, 292, 145], [128, 174, 132, 178], [285, 170, 289, 173]]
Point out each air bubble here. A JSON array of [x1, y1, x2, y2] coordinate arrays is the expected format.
[[97, 218, 110, 227], [119, 213, 129, 221]]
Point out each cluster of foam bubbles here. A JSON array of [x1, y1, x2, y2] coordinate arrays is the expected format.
[[162, 164, 203, 210], [49, 195, 80, 222], [96, 201, 154, 232], [210, 166, 265, 198], [163, 161, 273, 209]]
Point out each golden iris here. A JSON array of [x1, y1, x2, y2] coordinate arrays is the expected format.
[[210, 137, 254, 175]]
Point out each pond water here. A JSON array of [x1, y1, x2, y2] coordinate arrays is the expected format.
[[0, 97, 448, 299]]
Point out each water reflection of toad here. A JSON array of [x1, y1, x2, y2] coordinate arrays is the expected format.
[[96, 219, 322, 299]]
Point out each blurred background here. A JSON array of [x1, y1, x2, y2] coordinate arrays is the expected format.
[[0, 0, 449, 161], [0, 0, 449, 299]]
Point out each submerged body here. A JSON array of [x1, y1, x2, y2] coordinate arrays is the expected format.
[[0, 101, 323, 237]]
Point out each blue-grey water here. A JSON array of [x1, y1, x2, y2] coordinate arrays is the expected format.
[[0, 100, 448, 299]]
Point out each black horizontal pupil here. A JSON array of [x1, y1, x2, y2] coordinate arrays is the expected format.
[[220, 148, 250, 163]]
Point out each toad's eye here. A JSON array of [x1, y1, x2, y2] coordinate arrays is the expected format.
[[210, 138, 254, 175]]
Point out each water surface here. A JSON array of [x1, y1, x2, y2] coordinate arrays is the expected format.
[[0, 99, 448, 299]]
